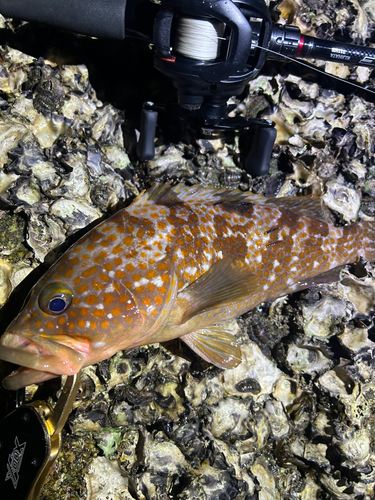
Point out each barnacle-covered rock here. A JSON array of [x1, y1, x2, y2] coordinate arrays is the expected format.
[[210, 397, 251, 440], [323, 180, 361, 222], [264, 399, 290, 440], [222, 342, 283, 400], [338, 326, 375, 354], [302, 294, 349, 339], [86, 457, 133, 500], [338, 273, 375, 315], [0, 260, 12, 305], [142, 431, 187, 475], [286, 345, 333, 374], [0, 117, 33, 166], [117, 426, 139, 472], [26, 212, 66, 262], [147, 145, 195, 181], [250, 456, 281, 500], [0, 42, 138, 291], [33, 76, 65, 114], [336, 426, 371, 469]]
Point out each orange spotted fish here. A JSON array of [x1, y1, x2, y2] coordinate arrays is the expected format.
[[1, 183, 374, 389]]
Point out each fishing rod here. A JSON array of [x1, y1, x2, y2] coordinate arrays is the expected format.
[[0, 0, 374, 175]]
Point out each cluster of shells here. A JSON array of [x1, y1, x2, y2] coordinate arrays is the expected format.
[[1, 0, 375, 498]]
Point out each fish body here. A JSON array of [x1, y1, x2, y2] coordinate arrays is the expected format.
[[1, 184, 374, 389]]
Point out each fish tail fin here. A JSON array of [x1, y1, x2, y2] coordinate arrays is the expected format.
[[357, 221, 375, 262]]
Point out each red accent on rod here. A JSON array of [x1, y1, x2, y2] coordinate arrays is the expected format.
[[296, 35, 304, 57], [160, 56, 176, 62]]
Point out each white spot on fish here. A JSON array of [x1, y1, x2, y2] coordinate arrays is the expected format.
[[176, 248, 184, 260], [185, 266, 197, 277], [201, 262, 211, 272], [94, 341, 106, 348], [152, 276, 163, 287], [203, 250, 213, 264]]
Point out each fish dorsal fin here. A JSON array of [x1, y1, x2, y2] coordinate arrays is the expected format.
[[135, 183, 183, 205], [136, 183, 267, 206], [181, 325, 242, 369], [264, 195, 332, 223], [179, 258, 262, 324], [136, 184, 331, 223], [136, 184, 330, 220]]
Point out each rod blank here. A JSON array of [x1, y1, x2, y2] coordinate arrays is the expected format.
[[0, 0, 127, 39]]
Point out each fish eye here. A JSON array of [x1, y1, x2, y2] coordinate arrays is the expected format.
[[38, 282, 74, 316]]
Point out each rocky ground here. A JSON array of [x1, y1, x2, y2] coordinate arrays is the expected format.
[[1, 1, 375, 499]]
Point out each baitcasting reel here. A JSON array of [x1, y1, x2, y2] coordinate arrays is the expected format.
[[1, 0, 375, 174]]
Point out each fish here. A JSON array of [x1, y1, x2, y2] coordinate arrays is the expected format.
[[0, 183, 374, 390]]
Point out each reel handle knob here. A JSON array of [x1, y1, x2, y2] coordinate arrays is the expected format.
[[244, 125, 277, 177], [137, 104, 158, 161]]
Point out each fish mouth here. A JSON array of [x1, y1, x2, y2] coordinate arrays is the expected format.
[[0, 332, 90, 390], [2, 366, 60, 391]]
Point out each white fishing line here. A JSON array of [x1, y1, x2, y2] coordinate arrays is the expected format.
[[174, 16, 225, 61]]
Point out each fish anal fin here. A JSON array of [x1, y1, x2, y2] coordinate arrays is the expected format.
[[181, 325, 242, 369], [180, 258, 262, 324]]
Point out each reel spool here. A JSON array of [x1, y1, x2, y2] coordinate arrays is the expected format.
[[174, 16, 225, 61]]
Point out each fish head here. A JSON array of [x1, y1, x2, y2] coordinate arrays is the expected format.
[[0, 250, 145, 390]]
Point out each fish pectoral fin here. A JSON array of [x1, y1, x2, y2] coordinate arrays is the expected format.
[[181, 325, 242, 369], [179, 258, 262, 324]]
